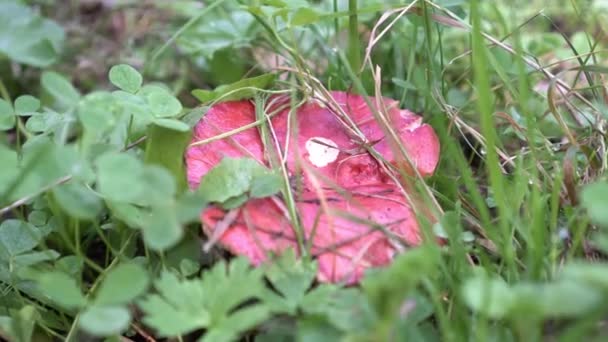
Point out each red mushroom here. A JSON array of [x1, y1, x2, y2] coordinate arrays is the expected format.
[[186, 91, 440, 284]]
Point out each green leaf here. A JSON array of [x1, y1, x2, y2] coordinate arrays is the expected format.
[[141, 206, 183, 251], [94, 263, 149, 306], [176, 191, 208, 224], [109, 64, 143, 94], [14, 95, 40, 115], [0, 220, 41, 257], [178, 10, 257, 60], [0, 1, 64, 67], [52, 181, 103, 220], [561, 261, 608, 291], [37, 271, 86, 309], [152, 118, 190, 132], [191, 74, 276, 103], [301, 286, 376, 333], [291, 8, 320, 26], [79, 305, 131, 336], [198, 157, 281, 206], [202, 305, 271, 342], [13, 250, 59, 268], [139, 166, 176, 206], [0, 98, 15, 131], [144, 122, 192, 193], [581, 181, 608, 226], [139, 258, 266, 338], [462, 272, 513, 319], [140, 85, 182, 118], [263, 249, 317, 313], [41, 71, 81, 110], [139, 271, 210, 337], [0, 306, 39, 342], [361, 246, 439, 317], [95, 152, 146, 203]]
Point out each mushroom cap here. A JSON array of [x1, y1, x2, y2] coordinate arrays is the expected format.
[[186, 91, 440, 284]]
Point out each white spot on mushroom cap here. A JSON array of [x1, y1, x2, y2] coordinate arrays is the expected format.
[[305, 137, 339, 167]]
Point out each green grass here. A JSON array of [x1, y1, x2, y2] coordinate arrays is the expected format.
[[1, 0, 608, 341]]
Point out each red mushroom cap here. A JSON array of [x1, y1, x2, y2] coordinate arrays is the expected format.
[[186, 91, 440, 284]]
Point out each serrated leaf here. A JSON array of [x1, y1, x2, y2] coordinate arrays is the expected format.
[[0, 98, 15, 131], [37, 271, 86, 309], [139, 271, 210, 337], [109, 64, 142, 94], [79, 305, 131, 336], [139, 258, 266, 338], [192, 74, 276, 103], [94, 263, 149, 306], [201, 305, 271, 342], [263, 250, 317, 313]]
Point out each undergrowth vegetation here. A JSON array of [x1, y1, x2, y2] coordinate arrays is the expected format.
[[1, 0, 608, 340]]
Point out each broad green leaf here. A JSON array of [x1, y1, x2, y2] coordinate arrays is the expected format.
[[144, 122, 192, 192], [0, 220, 41, 257], [581, 181, 608, 226], [139, 166, 176, 206], [361, 246, 439, 317], [52, 182, 103, 220], [95, 152, 146, 203], [0, 144, 19, 198], [79, 305, 131, 336], [14, 95, 40, 115], [462, 272, 513, 319], [561, 262, 608, 291], [41, 71, 81, 110], [178, 10, 257, 60], [0, 1, 64, 67], [192, 74, 276, 103], [106, 201, 146, 228], [198, 157, 281, 206], [0, 305, 38, 342], [291, 8, 320, 26], [37, 271, 86, 309], [109, 64, 142, 94], [13, 250, 59, 268], [152, 118, 190, 132], [141, 206, 183, 251], [140, 85, 182, 118], [175, 191, 208, 223], [0, 98, 15, 130], [94, 263, 149, 306], [508, 280, 601, 318]]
